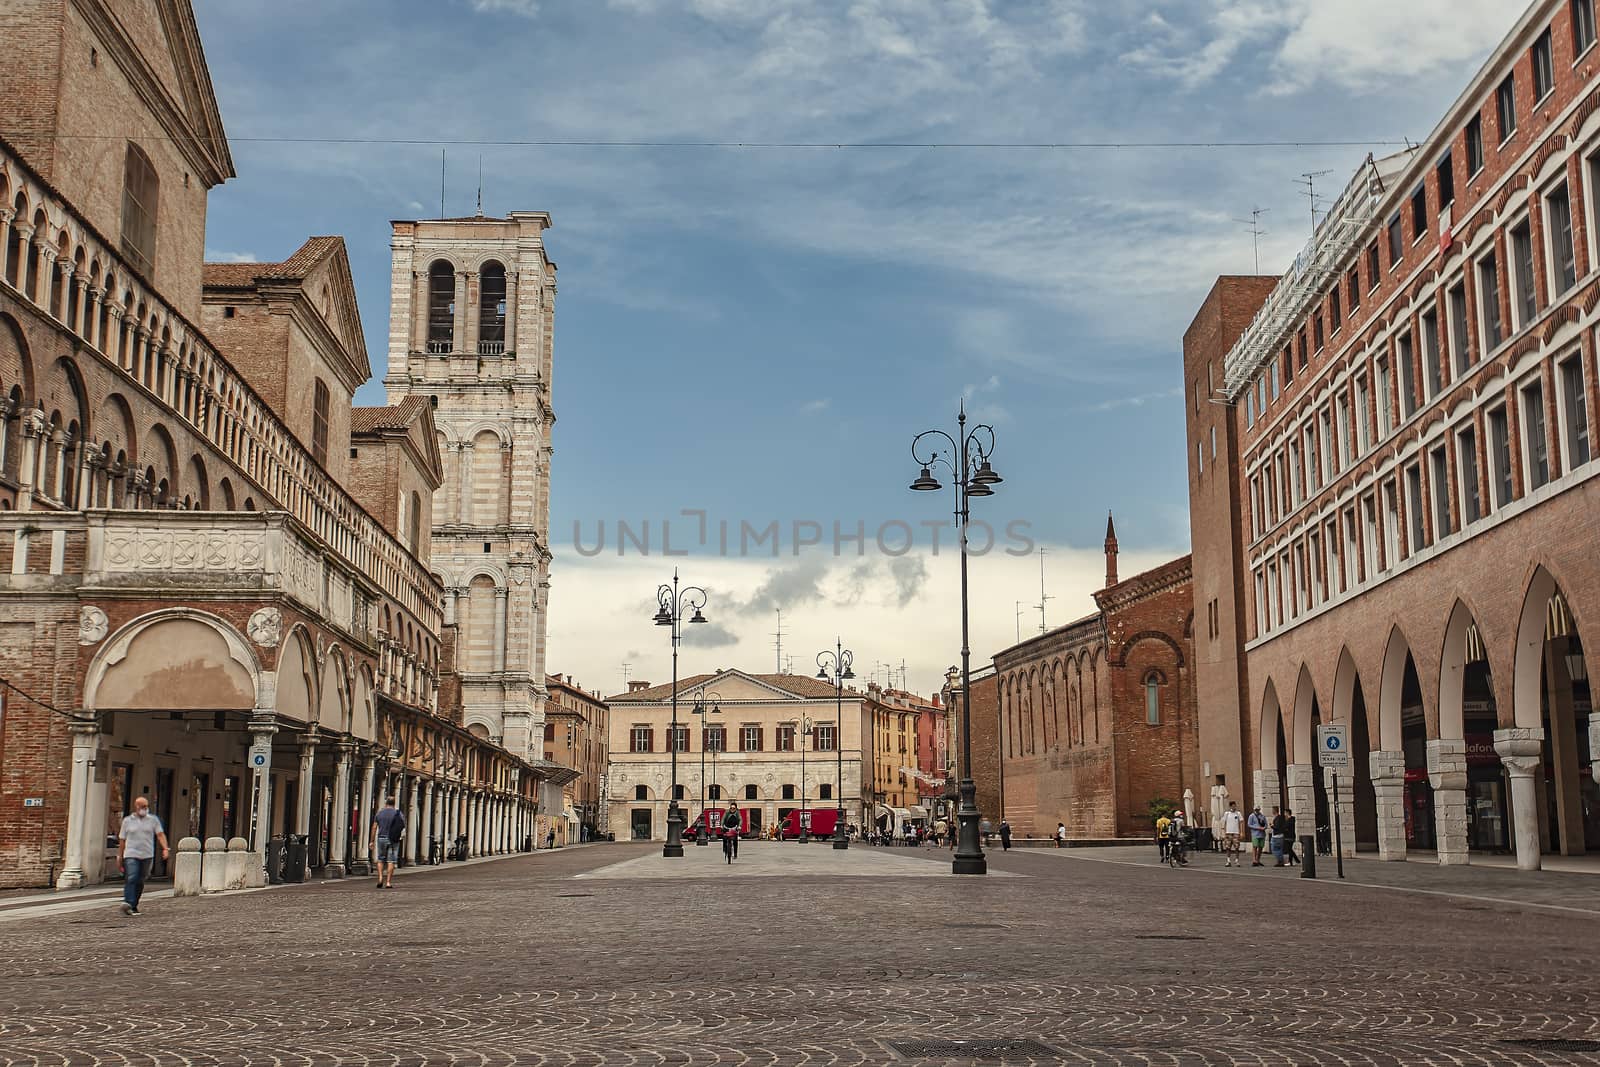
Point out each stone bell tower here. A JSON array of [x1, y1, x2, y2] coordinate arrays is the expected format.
[[383, 211, 556, 761]]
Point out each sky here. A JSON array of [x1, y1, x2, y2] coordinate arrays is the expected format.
[[192, 0, 1518, 700]]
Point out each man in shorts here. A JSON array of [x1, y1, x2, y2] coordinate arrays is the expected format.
[[371, 795, 405, 889], [1220, 801, 1245, 867], [117, 796, 170, 916], [1247, 805, 1268, 866]]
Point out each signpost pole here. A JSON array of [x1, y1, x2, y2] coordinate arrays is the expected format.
[[1332, 772, 1344, 879]]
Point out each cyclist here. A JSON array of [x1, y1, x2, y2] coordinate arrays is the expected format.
[[1166, 809, 1189, 867], [720, 804, 741, 863]]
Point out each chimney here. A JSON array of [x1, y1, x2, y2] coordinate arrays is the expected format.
[[628, 680, 651, 692], [1104, 511, 1119, 588]]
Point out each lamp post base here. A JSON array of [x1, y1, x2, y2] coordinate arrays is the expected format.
[[663, 804, 685, 858], [695, 837, 708, 846], [833, 807, 849, 849], [951, 777, 986, 876]]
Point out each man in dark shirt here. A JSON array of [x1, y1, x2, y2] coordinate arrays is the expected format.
[[371, 796, 406, 889], [1282, 808, 1299, 866], [1270, 807, 1287, 867]]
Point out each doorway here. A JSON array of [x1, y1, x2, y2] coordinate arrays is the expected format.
[[630, 809, 652, 840], [153, 768, 175, 878]]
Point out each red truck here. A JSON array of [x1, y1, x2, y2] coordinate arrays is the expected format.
[[779, 807, 841, 840], [682, 807, 751, 841]]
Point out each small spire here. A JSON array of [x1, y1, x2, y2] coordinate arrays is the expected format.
[[1104, 510, 1119, 588]]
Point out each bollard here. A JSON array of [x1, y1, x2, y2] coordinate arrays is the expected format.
[[223, 837, 250, 890], [200, 837, 229, 893], [173, 837, 204, 897], [265, 836, 285, 885], [1298, 834, 1317, 879]]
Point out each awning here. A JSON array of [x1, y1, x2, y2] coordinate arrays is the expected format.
[[563, 807, 580, 824], [525, 758, 581, 787]]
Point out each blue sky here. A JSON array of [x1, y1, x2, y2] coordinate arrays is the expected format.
[[193, 0, 1516, 697]]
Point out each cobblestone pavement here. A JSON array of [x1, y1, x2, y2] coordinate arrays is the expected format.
[[3, 841, 1599, 1066]]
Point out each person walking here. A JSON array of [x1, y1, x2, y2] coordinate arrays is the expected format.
[[1155, 811, 1172, 862], [999, 820, 1013, 852], [1220, 801, 1244, 867], [371, 795, 405, 889], [545, 828, 557, 850], [1247, 805, 1267, 867], [720, 804, 741, 863], [116, 796, 169, 916], [1055, 822, 1067, 848], [1269, 806, 1287, 867], [1283, 808, 1299, 866]]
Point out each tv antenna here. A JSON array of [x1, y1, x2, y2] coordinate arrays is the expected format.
[[1015, 601, 1025, 644], [772, 609, 785, 673], [1296, 170, 1335, 238], [439, 149, 446, 219], [621, 661, 632, 688], [1035, 547, 1053, 635], [1233, 206, 1269, 273], [475, 154, 484, 217]]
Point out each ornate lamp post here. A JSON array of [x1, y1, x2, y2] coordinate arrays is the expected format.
[[653, 570, 708, 858], [691, 690, 722, 846], [816, 639, 855, 850], [909, 400, 1002, 876]]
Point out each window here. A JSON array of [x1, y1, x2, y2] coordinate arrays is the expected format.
[[408, 491, 421, 550], [1330, 289, 1342, 333], [1290, 441, 1303, 503], [1497, 73, 1518, 142], [741, 725, 762, 752], [1430, 445, 1454, 538], [1448, 282, 1471, 375], [744, 784, 758, 800], [1399, 333, 1418, 419], [1510, 220, 1538, 327], [1546, 183, 1577, 296], [1388, 213, 1404, 268], [630, 726, 652, 753], [1318, 409, 1333, 485], [1523, 379, 1550, 489], [1270, 359, 1281, 399], [1245, 391, 1255, 428], [1144, 673, 1161, 725], [1466, 114, 1485, 177], [1348, 267, 1362, 310], [1313, 315, 1325, 352], [1337, 395, 1352, 468], [1354, 375, 1372, 453], [1560, 355, 1591, 467], [478, 261, 507, 353], [634, 784, 648, 801], [1577, 0, 1598, 56], [815, 724, 836, 751], [1437, 150, 1455, 207], [1422, 308, 1443, 399], [819, 783, 833, 801], [1298, 332, 1308, 370], [1367, 242, 1381, 289], [1488, 405, 1515, 508], [673, 785, 686, 801], [707, 726, 726, 752], [427, 260, 455, 352], [1376, 355, 1394, 436], [777, 723, 795, 751], [311, 379, 330, 466], [1478, 254, 1504, 349], [709, 784, 723, 801], [1533, 29, 1555, 101], [1405, 463, 1428, 554], [1284, 345, 1295, 384], [1382, 480, 1401, 569], [1458, 427, 1482, 524], [121, 143, 159, 276], [781, 784, 796, 800], [1411, 185, 1428, 242], [670, 725, 689, 752]]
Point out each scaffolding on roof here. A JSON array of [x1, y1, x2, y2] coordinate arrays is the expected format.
[[1220, 149, 1419, 401]]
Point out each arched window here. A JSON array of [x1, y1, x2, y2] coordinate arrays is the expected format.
[[409, 490, 422, 550], [709, 784, 722, 801], [479, 261, 506, 354], [121, 143, 159, 275], [744, 784, 758, 801], [1145, 671, 1164, 725], [311, 379, 329, 465], [427, 261, 454, 353], [634, 784, 647, 801]]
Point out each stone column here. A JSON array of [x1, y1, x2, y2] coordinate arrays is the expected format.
[[1322, 764, 1357, 858], [327, 742, 354, 878], [1284, 763, 1314, 830], [465, 270, 481, 355], [456, 443, 472, 524], [1426, 738, 1469, 865], [1543, 641, 1585, 855], [55, 261, 74, 325], [1494, 728, 1545, 872], [1369, 750, 1408, 861], [493, 588, 508, 673], [34, 244, 57, 309], [352, 750, 376, 874], [48, 427, 67, 502], [87, 288, 104, 351], [247, 714, 278, 886], [407, 777, 422, 865], [0, 210, 12, 278], [56, 719, 103, 889], [15, 408, 43, 511], [504, 271, 519, 354], [421, 781, 435, 862], [296, 735, 318, 860], [453, 271, 469, 353]]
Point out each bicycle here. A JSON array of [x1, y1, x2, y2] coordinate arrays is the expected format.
[[1165, 833, 1189, 867]]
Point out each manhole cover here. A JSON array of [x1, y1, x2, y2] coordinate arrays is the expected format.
[[1134, 934, 1205, 941], [1504, 1039, 1600, 1052], [556, 893, 593, 898], [887, 1039, 1058, 1059], [942, 922, 1009, 929]]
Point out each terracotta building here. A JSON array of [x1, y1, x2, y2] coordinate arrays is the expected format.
[[1185, 0, 1600, 872], [860, 683, 948, 832], [544, 674, 609, 842], [0, 0, 549, 889], [985, 517, 1198, 840]]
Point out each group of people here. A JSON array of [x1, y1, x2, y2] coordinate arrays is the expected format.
[[1211, 801, 1302, 868]]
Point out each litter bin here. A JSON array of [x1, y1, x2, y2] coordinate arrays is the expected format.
[[1298, 834, 1317, 879], [265, 836, 286, 885], [283, 833, 309, 883]]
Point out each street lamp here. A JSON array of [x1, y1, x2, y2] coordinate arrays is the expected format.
[[653, 569, 708, 858], [909, 399, 1002, 876], [786, 716, 814, 842], [691, 690, 722, 846], [816, 639, 855, 850]]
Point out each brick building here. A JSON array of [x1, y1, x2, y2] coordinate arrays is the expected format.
[[0, 0, 549, 889], [940, 664, 999, 832], [983, 517, 1198, 840], [1185, 0, 1600, 872], [544, 674, 609, 842]]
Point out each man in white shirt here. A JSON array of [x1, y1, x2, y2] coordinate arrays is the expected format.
[[117, 796, 170, 916], [1220, 801, 1245, 867]]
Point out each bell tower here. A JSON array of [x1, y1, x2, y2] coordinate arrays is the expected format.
[[383, 211, 556, 761]]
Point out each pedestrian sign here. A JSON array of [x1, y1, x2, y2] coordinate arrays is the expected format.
[[1317, 724, 1351, 770]]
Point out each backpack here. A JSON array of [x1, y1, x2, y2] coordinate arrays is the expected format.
[[388, 810, 406, 845]]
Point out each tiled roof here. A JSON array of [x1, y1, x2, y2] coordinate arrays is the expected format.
[[351, 396, 430, 436], [202, 237, 344, 288], [607, 671, 843, 703]]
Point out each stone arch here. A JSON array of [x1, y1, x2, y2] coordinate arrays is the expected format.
[[470, 428, 508, 526], [1290, 664, 1317, 766], [143, 422, 178, 506], [353, 663, 375, 741], [275, 625, 319, 725], [321, 645, 352, 733], [1513, 565, 1570, 730], [1377, 625, 1418, 751], [186, 454, 209, 509], [1258, 677, 1283, 774], [0, 311, 36, 400], [1114, 630, 1186, 668], [462, 574, 499, 674], [84, 608, 260, 712], [1439, 598, 1499, 741]]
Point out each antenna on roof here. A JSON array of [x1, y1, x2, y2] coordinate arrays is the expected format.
[[1296, 170, 1335, 239], [1036, 547, 1053, 635], [440, 149, 446, 220], [773, 609, 784, 673], [1233, 206, 1269, 273], [1015, 600, 1024, 644], [621, 661, 631, 689], [476, 155, 484, 218]]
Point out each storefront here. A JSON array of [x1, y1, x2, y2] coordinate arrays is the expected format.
[[1464, 733, 1509, 852]]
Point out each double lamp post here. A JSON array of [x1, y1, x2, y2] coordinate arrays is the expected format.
[[815, 639, 854, 850], [653, 570, 708, 858]]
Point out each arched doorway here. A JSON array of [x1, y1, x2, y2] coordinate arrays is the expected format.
[[1331, 648, 1377, 854], [1440, 600, 1509, 856], [1380, 626, 1437, 858]]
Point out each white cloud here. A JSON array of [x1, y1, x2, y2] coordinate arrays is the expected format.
[[204, 250, 258, 263], [799, 398, 831, 414], [469, 0, 539, 16], [1082, 386, 1183, 413]]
